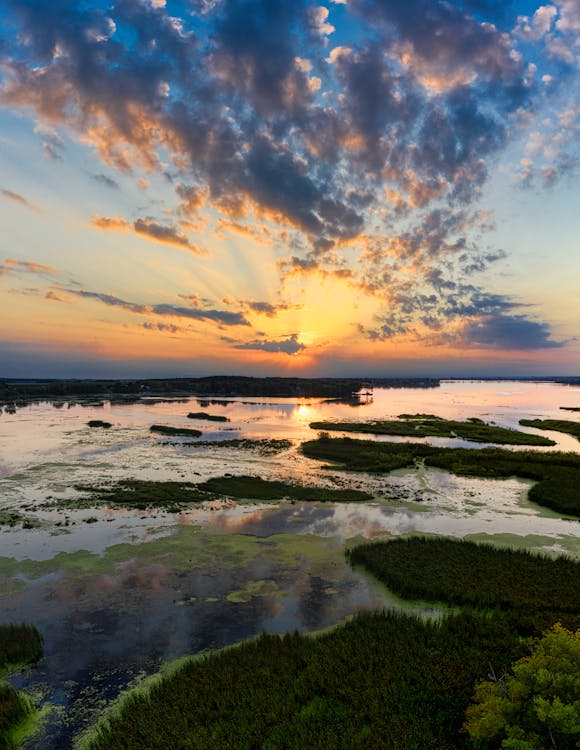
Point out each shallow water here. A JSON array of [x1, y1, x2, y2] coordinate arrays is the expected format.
[[0, 380, 579, 748]]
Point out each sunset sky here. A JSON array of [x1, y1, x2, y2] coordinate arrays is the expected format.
[[0, 0, 578, 377]]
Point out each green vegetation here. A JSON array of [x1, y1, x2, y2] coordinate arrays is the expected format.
[[0, 512, 23, 528], [561, 407, 580, 412], [520, 418, 580, 441], [347, 538, 580, 625], [87, 420, 112, 429], [150, 425, 202, 437], [187, 412, 229, 422], [79, 610, 524, 750], [301, 436, 580, 517], [181, 438, 293, 455], [72, 480, 208, 511], [198, 475, 374, 503], [309, 417, 555, 446], [0, 624, 43, 750], [465, 624, 580, 749]]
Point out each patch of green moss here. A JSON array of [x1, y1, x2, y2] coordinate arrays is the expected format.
[[310, 417, 555, 446], [70, 479, 209, 512], [225, 579, 281, 603]]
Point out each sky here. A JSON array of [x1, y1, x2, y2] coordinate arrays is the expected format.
[[0, 0, 578, 378]]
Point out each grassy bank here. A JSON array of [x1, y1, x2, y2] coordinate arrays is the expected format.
[[301, 436, 580, 517], [187, 412, 229, 422], [0, 624, 43, 750], [310, 416, 555, 446]]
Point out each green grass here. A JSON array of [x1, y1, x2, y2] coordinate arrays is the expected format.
[[79, 610, 524, 750], [180, 438, 293, 455], [0, 624, 43, 750], [198, 475, 374, 503], [301, 436, 580, 517], [150, 425, 202, 437], [520, 418, 580, 441], [310, 417, 555, 445], [0, 512, 23, 528], [72, 480, 208, 512], [348, 537, 580, 617], [187, 412, 229, 422]]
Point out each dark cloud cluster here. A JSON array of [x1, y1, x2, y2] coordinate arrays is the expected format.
[[233, 333, 305, 355], [0, 0, 574, 352], [63, 288, 250, 327]]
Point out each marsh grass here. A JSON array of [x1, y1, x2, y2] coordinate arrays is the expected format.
[[198, 475, 374, 503], [301, 436, 580, 517], [78, 610, 523, 750], [150, 425, 202, 437], [309, 417, 555, 446], [0, 624, 43, 750], [72, 480, 208, 511], [187, 412, 229, 422]]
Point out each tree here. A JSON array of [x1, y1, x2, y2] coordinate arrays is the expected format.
[[464, 624, 580, 749]]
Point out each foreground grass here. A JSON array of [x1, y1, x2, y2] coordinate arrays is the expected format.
[[79, 610, 523, 750], [0, 624, 43, 750], [301, 436, 580, 517], [198, 475, 374, 503], [80, 537, 580, 750], [310, 416, 555, 446], [520, 418, 580, 441]]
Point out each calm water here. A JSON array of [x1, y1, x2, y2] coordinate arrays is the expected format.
[[0, 380, 579, 748]]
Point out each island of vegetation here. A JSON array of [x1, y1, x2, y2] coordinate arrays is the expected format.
[[66, 475, 373, 511], [187, 412, 229, 422], [87, 420, 112, 429], [149, 425, 203, 438], [561, 406, 580, 412], [179, 438, 292, 455], [197, 475, 374, 503], [301, 435, 580, 517], [520, 418, 580, 441], [78, 538, 580, 750], [309, 415, 556, 446], [0, 624, 43, 750]]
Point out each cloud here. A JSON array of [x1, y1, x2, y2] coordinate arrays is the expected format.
[[1, 189, 41, 213], [91, 173, 120, 189], [64, 288, 250, 326], [0, 0, 576, 358], [239, 300, 301, 317], [90, 215, 207, 254], [0, 258, 56, 275], [452, 313, 567, 350], [233, 333, 305, 354]]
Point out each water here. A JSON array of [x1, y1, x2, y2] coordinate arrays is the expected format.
[[1, 380, 579, 748]]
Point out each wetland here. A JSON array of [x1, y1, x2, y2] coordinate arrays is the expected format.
[[1, 379, 579, 748]]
